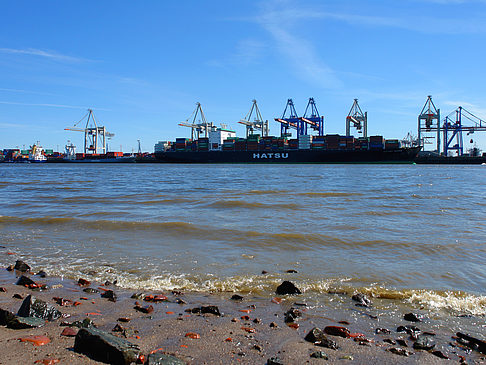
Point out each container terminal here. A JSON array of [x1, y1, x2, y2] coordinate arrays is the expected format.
[[1, 96, 485, 164]]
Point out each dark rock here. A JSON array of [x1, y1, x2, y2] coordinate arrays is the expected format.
[[316, 337, 339, 350], [304, 327, 327, 343], [171, 290, 183, 296], [456, 332, 486, 354], [101, 290, 117, 302], [70, 318, 95, 328], [36, 270, 47, 278], [0, 287, 6, 292], [12, 294, 23, 299], [230, 294, 243, 301], [324, 326, 350, 338], [375, 327, 391, 334], [0, 308, 16, 325], [431, 350, 449, 359], [112, 324, 124, 332], [267, 357, 283, 365], [200, 305, 221, 316], [397, 325, 420, 335], [74, 327, 141, 365], [175, 298, 186, 305], [261, 270, 268, 274], [276, 281, 301, 295], [134, 305, 153, 314], [352, 293, 371, 307], [403, 313, 423, 322], [387, 347, 412, 356], [310, 351, 328, 359], [145, 352, 186, 365], [17, 295, 62, 321], [269, 322, 278, 328], [78, 278, 91, 286], [130, 293, 144, 299], [104, 280, 113, 286], [6, 265, 14, 271], [396, 339, 408, 347], [383, 339, 396, 345], [14, 260, 30, 272], [413, 334, 435, 350], [286, 269, 298, 273], [83, 288, 99, 294], [16, 275, 36, 287], [253, 344, 263, 352], [6, 315, 45, 329], [284, 308, 301, 323]]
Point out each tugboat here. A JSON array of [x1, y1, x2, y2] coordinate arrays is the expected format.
[[28, 143, 47, 163]]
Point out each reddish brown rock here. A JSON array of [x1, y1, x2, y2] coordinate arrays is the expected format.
[[61, 327, 78, 337], [324, 326, 351, 338]]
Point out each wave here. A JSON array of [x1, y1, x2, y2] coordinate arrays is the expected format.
[[298, 192, 363, 197], [206, 200, 300, 210]]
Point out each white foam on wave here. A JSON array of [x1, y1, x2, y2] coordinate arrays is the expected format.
[[407, 290, 486, 316]]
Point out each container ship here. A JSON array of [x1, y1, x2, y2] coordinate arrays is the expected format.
[[154, 130, 421, 164]]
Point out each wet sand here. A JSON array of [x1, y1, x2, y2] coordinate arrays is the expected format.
[[0, 267, 484, 365]]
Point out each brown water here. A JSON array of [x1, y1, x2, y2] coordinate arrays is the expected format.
[[0, 163, 485, 317]]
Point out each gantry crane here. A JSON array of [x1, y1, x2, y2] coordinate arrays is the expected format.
[[346, 99, 367, 137], [238, 99, 269, 137], [442, 106, 486, 156], [178, 102, 213, 140], [418, 96, 441, 152], [275, 99, 301, 137], [300, 98, 324, 136], [64, 109, 114, 154]]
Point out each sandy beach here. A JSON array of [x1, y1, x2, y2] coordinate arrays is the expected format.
[[0, 261, 484, 365]]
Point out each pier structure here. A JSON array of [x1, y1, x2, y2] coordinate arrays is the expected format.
[[239, 99, 269, 138], [346, 99, 367, 138]]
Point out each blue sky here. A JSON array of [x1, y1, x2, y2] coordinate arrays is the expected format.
[[1, 0, 486, 152]]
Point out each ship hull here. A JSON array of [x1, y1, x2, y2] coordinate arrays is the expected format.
[[154, 147, 421, 164]]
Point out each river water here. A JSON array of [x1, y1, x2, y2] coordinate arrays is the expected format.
[[0, 163, 485, 315]]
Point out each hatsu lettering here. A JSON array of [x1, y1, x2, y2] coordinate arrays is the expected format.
[[252, 153, 289, 159]]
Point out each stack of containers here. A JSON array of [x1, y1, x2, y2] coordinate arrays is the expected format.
[[298, 135, 312, 149], [197, 138, 209, 151], [262, 136, 274, 151], [311, 136, 326, 150], [384, 139, 400, 150], [222, 138, 235, 151], [325, 135, 340, 149], [247, 134, 260, 151], [354, 137, 369, 150], [369, 136, 385, 150], [175, 138, 191, 151], [274, 137, 288, 150], [288, 139, 299, 149], [235, 138, 247, 151]]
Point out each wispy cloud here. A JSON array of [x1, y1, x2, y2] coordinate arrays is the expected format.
[[207, 39, 266, 68], [0, 101, 109, 111], [0, 48, 90, 62], [256, 0, 342, 89]]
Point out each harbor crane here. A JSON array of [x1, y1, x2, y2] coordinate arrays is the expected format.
[[64, 109, 114, 154], [346, 99, 367, 137], [300, 97, 324, 136], [442, 106, 486, 156], [238, 99, 269, 137], [179, 102, 213, 140], [418, 96, 441, 152], [275, 99, 300, 137]]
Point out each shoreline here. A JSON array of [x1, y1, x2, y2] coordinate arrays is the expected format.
[[0, 262, 484, 364]]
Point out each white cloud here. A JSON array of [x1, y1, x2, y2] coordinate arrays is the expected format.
[[256, 0, 342, 89], [0, 48, 89, 62]]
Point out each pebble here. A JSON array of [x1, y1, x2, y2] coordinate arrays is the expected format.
[[310, 351, 328, 359], [403, 313, 423, 322]]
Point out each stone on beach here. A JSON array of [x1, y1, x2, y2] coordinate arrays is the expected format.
[[284, 308, 301, 323], [456, 332, 486, 354], [17, 295, 62, 321], [101, 289, 117, 302], [14, 260, 31, 272], [145, 352, 186, 365], [0, 307, 45, 329], [275, 281, 301, 295], [74, 327, 141, 365], [403, 312, 423, 322], [413, 334, 435, 350], [16, 275, 37, 287], [352, 293, 371, 307], [324, 326, 351, 338], [304, 327, 339, 350]]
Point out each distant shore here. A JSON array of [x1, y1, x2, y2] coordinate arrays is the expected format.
[[0, 261, 484, 364]]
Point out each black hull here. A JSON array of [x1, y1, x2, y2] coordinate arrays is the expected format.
[[154, 147, 421, 164]]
